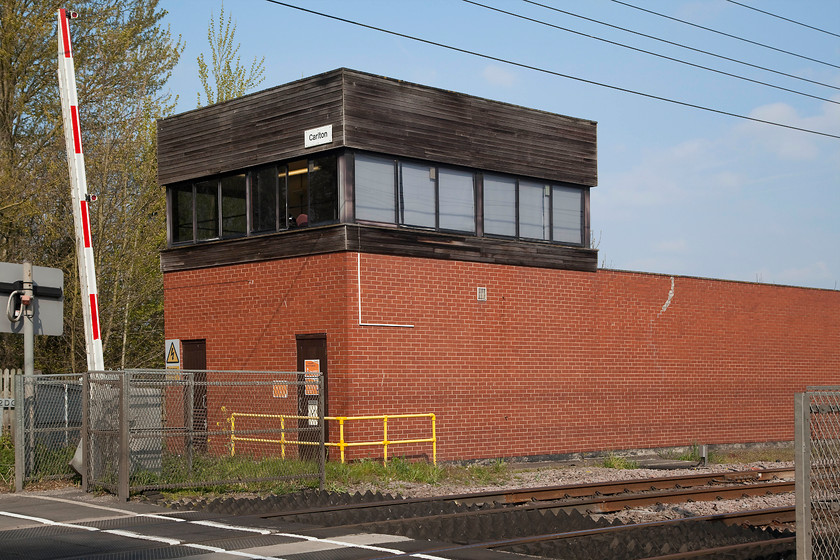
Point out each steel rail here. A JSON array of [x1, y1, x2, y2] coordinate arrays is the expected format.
[[458, 466, 794, 506], [288, 480, 794, 535], [259, 467, 794, 519]]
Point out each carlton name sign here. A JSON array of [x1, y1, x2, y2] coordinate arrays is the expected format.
[[304, 124, 333, 148]]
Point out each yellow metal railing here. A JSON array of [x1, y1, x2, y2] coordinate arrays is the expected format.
[[227, 413, 436, 465]]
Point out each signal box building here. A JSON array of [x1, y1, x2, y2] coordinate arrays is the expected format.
[[159, 68, 840, 462]]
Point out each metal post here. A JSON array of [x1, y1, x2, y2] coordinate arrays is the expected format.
[[81, 371, 89, 492], [318, 373, 325, 490], [118, 371, 129, 501], [795, 392, 812, 560], [22, 262, 34, 377], [186, 371, 193, 473], [13, 376, 24, 492], [25, 376, 34, 488]]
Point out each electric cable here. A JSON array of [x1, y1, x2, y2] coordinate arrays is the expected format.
[[608, 0, 840, 70], [262, 0, 840, 140], [518, 0, 840, 92], [463, 0, 838, 105], [724, 0, 840, 39]]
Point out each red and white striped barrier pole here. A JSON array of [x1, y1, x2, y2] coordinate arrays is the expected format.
[[57, 9, 104, 371]]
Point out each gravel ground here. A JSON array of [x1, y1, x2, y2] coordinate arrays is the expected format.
[[343, 460, 795, 525]]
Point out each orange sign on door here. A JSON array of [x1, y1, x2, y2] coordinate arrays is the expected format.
[[304, 359, 320, 395]]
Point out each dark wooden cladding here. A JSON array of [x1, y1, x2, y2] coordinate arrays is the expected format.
[[160, 224, 598, 273], [342, 72, 597, 186], [157, 72, 345, 185], [158, 68, 597, 187]]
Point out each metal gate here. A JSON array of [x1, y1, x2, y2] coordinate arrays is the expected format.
[[796, 388, 840, 560], [14, 374, 82, 490], [14, 370, 325, 499]]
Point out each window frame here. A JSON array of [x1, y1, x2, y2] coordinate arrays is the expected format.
[[166, 149, 586, 249]]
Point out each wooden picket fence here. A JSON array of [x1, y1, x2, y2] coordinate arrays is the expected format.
[[1, 368, 19, 436]]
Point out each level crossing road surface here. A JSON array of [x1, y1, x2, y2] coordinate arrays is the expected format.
[[0, 488, 520, 560]]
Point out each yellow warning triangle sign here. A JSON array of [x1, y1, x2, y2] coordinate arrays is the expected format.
[[166, 342, 179, 364]]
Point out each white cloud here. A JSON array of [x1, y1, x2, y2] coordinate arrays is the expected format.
[[734, 98, 840, 162], [482, 65, 516, 87], [595, 96, 840, 289]]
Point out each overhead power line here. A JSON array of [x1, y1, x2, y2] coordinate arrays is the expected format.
[[519, 0, 840, 92], [463, 0, 838, 106], [263, 0, 840, 140], [608, 0, 840, 70], [725, 0, 840, 39]]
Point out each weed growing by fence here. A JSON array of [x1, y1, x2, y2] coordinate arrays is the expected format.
[[0, 434, 13, 487], [601, 454, 638, 469]]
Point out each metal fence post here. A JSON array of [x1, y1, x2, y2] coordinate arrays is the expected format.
[[795, 391, 812, 560], [13, 375, 24, 492], [318, 373, 325, 490], [118, 370, 129, 501], [186, 370, 194, 473], [81, 371, 89, 492]]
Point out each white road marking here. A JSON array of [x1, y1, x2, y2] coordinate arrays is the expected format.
[[191, 519, 272, 534], [1, 505, 453, 559], [276, 533, 451, 560], [0, 511, 98, 531], [18, 494, 185, 521], [182, 543, 285, 559], [103, 529, 182, 545]]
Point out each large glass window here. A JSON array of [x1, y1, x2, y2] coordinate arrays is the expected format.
[[483, 175, 516, 237], [400, 161, 436, 228], [553, 185, 583, 244], [519, 180, 550, 240], [252, 165, 279, 233], [168, 151, 584, 248], [171, 184, 194, 243], [194, 180, 218, 241], [439, 168, 474, 232], [309, 154, 338, 225], [355, 154, 395, 223], [287, 160, 308, 228], [221, 174, 247, 238]]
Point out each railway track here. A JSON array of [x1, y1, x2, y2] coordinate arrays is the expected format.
[[173, 467, 796, 560]]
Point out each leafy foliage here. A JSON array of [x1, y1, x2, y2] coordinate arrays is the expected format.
[[0, 1, 183, 372], [196, 3, 265, 107]]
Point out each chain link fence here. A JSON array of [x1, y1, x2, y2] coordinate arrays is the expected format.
[[14, 370, 325, 498], [14, 373, 82, 490], [796, 388, 840, 560]]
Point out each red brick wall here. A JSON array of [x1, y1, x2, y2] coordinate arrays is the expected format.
[[164, 252, 840, 461]]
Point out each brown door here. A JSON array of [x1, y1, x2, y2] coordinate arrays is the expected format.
[[296, 334, 327, 461], [181, 339, 207, 452]]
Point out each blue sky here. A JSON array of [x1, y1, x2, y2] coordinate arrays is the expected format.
[[161, 0, 840, 290]]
